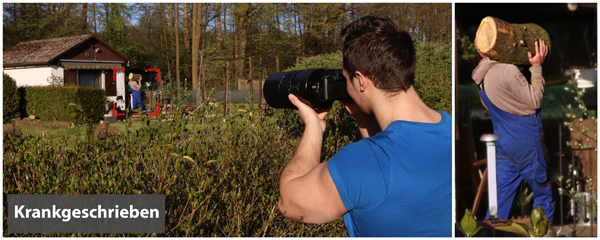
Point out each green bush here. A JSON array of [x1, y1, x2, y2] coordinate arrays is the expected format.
[[414, 41, 452, 114], [285, 51, 343, 71], [3, 99, 348, 237], [3, 74, 20, 123], [20, 86, 106, 123], [285, 43, 453, 114]]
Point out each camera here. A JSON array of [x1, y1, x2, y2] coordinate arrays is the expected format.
[[263, 69, 349, 110]]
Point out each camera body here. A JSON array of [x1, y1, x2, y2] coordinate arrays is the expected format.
[[263, 69, 349, 110]]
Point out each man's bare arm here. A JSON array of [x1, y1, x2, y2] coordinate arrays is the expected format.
[[278, 94, 347, 223]]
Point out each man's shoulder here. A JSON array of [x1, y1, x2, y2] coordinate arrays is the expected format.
[[335, 140, 376, 158], [490, 62, 520, 75], [327, 139, 378, 172], [379, 111, 451, 135]]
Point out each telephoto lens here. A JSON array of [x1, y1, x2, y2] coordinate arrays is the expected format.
[[263, 69, 349, 110]]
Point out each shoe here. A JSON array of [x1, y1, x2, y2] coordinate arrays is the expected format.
[[556, 225, 575, 237]]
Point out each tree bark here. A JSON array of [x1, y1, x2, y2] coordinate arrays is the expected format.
[[192, 3, 208, 91], [234, 4, 251, 83], [192, 3, 200, 91], [183, 3, 191, 80], [11, 118, 23, 136], [475, 16, 551, 65], [216, 3, 223, 51], [81, 3, 88, 32], [94, 120, 111, 140], [175, 3, 180, 84]]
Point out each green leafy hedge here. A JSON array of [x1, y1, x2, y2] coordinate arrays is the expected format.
[[414, 42, 452, 114], [286, 42, 452, 114], [3, 101, 348, 237], [20, 86, 106, 123], [3, 74, 20, 123]]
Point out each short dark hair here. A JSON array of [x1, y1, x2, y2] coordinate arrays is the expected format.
[[340, 16, 416, 93]]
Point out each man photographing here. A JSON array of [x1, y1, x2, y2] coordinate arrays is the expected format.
[[278, 16, 452, 237]]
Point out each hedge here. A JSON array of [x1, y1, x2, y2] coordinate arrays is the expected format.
[[20, 85, 106, 123], [285, 41, 453, 115], [3, 100, 349, 237], [414, 41, 452, 114], [3, 74, 20, 123]]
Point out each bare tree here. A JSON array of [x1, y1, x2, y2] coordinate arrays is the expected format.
[[192, 3, 209, 91]]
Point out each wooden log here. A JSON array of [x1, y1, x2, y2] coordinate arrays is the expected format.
[[11, 118, 23, 136], [475, 16, 551, 65], [51, 119, 74, 128], [93, 120, 111, 140], [21, 117, 41, 128]]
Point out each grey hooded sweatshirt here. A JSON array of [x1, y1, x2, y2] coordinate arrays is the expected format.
[[129, 80, 141, 91], [472, 58, 545, 116]]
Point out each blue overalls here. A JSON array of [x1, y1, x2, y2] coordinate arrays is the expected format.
[[480, 90, 554, 223], [131, 86, 143, 110]]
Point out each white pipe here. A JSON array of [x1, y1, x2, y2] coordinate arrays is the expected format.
[[481, 134, 500, 219]]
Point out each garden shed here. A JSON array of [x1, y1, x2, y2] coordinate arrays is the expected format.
[[3, 34, 131, 100]]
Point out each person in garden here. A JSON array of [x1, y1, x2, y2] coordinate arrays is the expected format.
[[472, 39, 555, 225], [277, 16, 452, 237], [128, 73, 143, 110]]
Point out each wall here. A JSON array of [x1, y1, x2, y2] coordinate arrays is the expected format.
[[3, 65, 64, 87]]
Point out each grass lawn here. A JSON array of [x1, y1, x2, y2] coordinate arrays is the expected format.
[[3, 120, 171, 147], [3, 108, 278, 148]]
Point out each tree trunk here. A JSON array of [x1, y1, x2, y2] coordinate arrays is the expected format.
[[94, 120, 111, 140], [234, 3, 250, 83], [11, 118, 23, 136], [216, 3, 223, 51], [192, 3, 200, 91], [168, 3, 176, 83], [158, 4, 170, 78], [475, 16, 551, 65], [175, 3, 180, 84], [192, 3, 208, 91], [183, 3, 191, 80], [92, 3, 98, 34], [81, 3, 88, 32]]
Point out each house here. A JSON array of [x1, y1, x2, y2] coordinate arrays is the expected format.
[[3, 34, 132, 110]]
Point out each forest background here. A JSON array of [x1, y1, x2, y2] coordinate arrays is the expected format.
[[3, 3, 451, 91]]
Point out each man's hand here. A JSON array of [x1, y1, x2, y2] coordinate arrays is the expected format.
[[288, 94, 329, 133], [528, 39, 548, 66]]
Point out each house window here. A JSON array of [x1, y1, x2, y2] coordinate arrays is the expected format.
[[78, 70, 102, 88]]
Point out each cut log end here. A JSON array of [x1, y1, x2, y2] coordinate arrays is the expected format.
[[475, 16, 498, 53], [475, 16, 550, 65]]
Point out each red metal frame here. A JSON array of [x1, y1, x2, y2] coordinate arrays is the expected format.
[[112, 68, 162, 116]]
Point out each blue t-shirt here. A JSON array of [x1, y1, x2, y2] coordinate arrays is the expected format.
[[327, 111, 452, 237]]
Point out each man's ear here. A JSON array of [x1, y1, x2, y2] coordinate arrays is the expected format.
[[354, 71, 370, 92]]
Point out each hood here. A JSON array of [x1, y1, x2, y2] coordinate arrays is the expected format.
[[471, 58, 499, 85]]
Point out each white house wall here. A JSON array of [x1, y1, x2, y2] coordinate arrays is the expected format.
[[3, 65, 65, 87]]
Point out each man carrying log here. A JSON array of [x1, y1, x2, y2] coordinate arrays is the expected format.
[[472, 38, 554, 227], [128, 73, 143, 110]]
